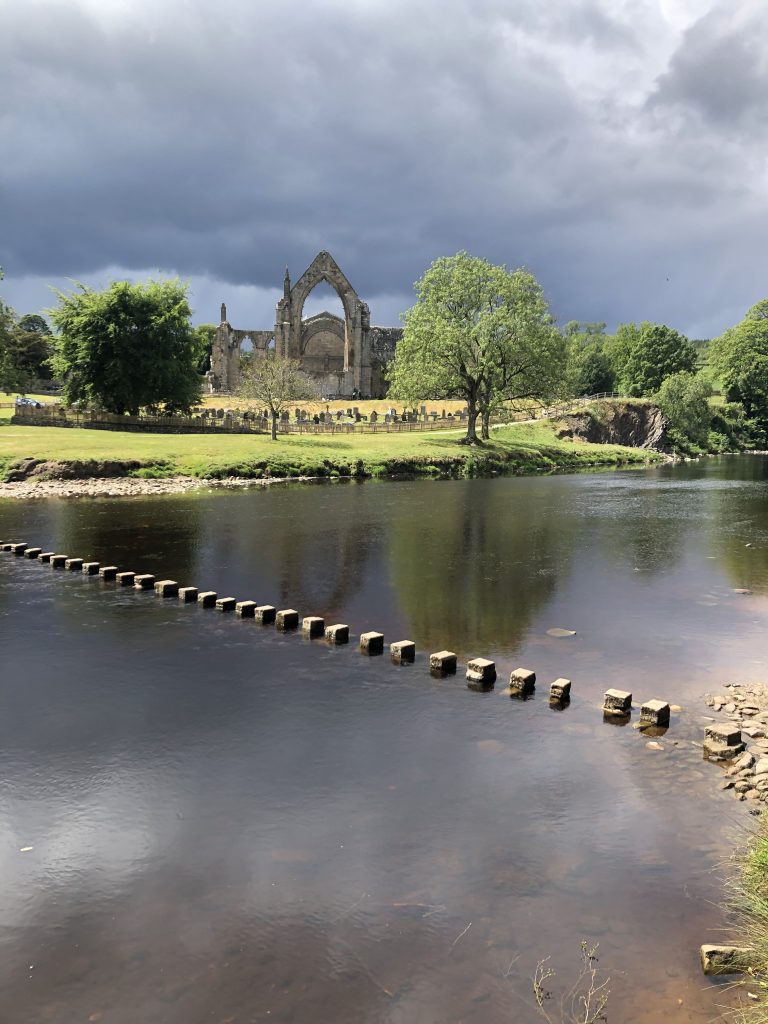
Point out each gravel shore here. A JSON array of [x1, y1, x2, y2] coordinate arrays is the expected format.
[[703, 684, 768, 807], [0, 475, 318, 499]]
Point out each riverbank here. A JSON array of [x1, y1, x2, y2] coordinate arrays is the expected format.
[[0, 419, 659, 492], [702, 683, 768, 1020], [729, 807, 768, 1024]]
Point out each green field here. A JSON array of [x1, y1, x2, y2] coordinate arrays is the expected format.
[[0, 403, 659, 482]]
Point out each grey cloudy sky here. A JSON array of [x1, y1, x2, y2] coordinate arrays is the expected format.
[[1, 0, 766, 336]]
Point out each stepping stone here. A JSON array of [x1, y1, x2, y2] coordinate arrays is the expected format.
[[391, 640, 415, 664], [510, 668, 536, 695], [430, 651, 457, 675], [325, 623, 349, 644], [640, 700, 670, 727], [302, 616, 325, 636], [276, 609, 299, 630], [550, 678, 571, 702], [467, 658, 496, 686], [360, 631, 384, 654], [603, 688, 632, 715], [236, 600, 258, 617]]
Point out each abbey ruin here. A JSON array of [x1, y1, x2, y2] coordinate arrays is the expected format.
[[207, 252, 403, 398]]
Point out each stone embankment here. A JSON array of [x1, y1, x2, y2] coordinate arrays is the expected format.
[[703, 684, 768, 806]]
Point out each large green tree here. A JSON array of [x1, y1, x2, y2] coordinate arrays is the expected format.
[[0, 270, 33, 394], [655, 371, 712, 445], [387, 252, 567, 443], [192, 323, 216, 374], [237, 355, 317, 440], [604, 322, 641, 390], [710, 300, 768, 419], [615, 321, 697, 396], [12, 313, 53, 381], [564, 322, 615, 396], [49, 279, 202, 414]]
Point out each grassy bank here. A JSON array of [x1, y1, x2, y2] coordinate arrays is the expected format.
[[0, 414, 659, 483], [731, 813, 768, 1022]]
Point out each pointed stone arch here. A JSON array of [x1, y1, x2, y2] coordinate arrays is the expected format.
[[275, 251, 372, 395], [290, 252, 358, 325]]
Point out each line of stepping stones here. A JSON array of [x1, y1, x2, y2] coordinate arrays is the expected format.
[[1, 539, 668, 721]]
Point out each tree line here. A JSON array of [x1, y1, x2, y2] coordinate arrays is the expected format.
[[1, 255, 767, 449]]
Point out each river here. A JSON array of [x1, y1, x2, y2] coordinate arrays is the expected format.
[[2, 455, 768, 1023]]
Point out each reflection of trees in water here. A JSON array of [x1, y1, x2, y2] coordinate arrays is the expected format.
[[703, 456, 768, 594], [54, 494, 206, 584], [388, 482, 578, 656], [259, 485, 374, 617], [718, 542, 768, 595]]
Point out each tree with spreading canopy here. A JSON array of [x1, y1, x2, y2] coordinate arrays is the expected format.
[[236, 355, 318, 440], [49, 279, 202, 414], [387, 252, 568, 443], [710, 300, 768, 420], [613, 321, 697, 396]]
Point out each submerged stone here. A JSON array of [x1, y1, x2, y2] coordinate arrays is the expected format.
[[700, 945, 752, 976]]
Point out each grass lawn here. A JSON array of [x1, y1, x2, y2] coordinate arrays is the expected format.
[[0, 412, 659, 482]]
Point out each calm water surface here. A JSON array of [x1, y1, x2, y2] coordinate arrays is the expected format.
[[3, 456, 768, 1023]]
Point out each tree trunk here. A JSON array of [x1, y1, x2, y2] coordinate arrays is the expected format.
[[271, 411, 278, 440], [460, 401, 482, 445], [481, 409, 490, 440]]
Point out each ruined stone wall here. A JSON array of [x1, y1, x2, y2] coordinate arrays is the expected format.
[[211, 255, 404, 398], [302, 329, 346, 374]]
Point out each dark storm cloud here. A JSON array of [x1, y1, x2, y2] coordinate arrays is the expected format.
[[0, 0, 766, 336], [651, 5, 768, 129]]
